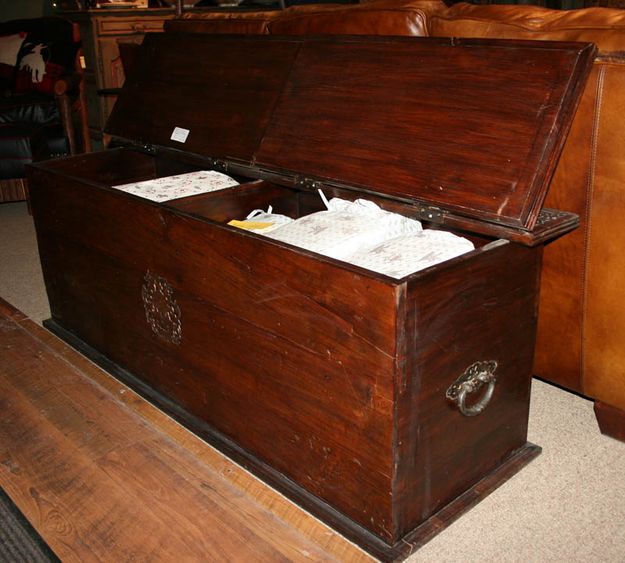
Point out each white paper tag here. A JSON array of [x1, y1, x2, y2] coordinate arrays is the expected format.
[[170, 127, 190, 143]]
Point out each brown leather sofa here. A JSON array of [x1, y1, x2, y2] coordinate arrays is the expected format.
[[165, 0, 625, 442]]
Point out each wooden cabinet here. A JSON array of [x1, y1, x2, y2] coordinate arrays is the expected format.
[[65, 9, 174, 141]]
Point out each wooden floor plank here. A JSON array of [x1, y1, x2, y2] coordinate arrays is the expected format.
[[0, 379, 178, 561], [0, 298, 372, 562], [96, 440, 337, 562]]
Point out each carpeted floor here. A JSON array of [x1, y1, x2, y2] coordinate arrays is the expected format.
[[0, 202, 50, 323], [1, 200, 625, 562]]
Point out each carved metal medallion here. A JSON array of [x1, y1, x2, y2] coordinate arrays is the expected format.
[[141, 270, 182, 345]]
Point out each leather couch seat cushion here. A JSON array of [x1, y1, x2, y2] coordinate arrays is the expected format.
[[0, 120, 67, 179], [41, 124, 69, 158], [0, 124, 40, 178]]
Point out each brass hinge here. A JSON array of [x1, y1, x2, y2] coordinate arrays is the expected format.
[[211, 159, 229, 172], [295, 176, 323, 192]]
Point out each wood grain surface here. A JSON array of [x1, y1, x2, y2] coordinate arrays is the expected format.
[[107, 34, 595, 232], [594, 401, 625, 442], [27, 139, 547, 554], [23, 33, 585, 559], [0, 298, 372, 563]]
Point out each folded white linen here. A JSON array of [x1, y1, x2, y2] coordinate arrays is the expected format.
[[345, 229, 475, 279], [265, 197, 423, 260], [112, 170, 239, 202]]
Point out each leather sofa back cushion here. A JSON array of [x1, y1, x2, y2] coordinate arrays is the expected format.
[[268, 0, 446, 36], [430, 3, 625, 53], [164, 10, 282, 34], [164, 5, 350, 35]]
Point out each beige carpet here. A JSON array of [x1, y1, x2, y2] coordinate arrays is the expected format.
[[1, 200, 624, 562]]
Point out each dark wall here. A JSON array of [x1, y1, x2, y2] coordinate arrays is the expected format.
[[0, 0, 52, 21]]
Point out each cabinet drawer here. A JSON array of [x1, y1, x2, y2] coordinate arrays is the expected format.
[[96, 16, 170, 36]]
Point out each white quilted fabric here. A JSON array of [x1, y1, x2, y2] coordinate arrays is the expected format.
[[263, 196, 474, 278], [265, 197, 423, 260], [113, 170, 239, 202], [346, 229, 475, 279]]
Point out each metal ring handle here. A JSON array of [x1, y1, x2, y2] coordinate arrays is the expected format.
[[454, 377, 496, 416], [446, 360, 498, 417]]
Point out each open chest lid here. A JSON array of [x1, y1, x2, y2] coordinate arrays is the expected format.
[[106, 33, 596, 237]]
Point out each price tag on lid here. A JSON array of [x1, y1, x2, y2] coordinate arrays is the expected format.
[[170, 127, 190, 143]]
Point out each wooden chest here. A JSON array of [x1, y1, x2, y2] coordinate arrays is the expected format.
[[28, 34, 595, 561]]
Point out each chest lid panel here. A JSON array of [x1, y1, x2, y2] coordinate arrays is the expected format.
[[107, 34, 595, 232], [105, 34, 302, 162], [256, 37, 594, 231]]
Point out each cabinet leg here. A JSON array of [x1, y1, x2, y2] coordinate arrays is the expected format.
[[594, 401, 625, 443]]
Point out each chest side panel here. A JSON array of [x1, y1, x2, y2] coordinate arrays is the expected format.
[[394, 241, 542, 539], [29, 170, 402, 540]]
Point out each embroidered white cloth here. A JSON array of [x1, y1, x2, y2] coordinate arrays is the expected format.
[[265, 197, 423, 260], [262, 196, 474, 278], [112, 170, 239, 202], [346, 230, 475, 279]]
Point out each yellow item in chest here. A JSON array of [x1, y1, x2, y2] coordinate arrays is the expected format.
[[227, 219, 275, 231]]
